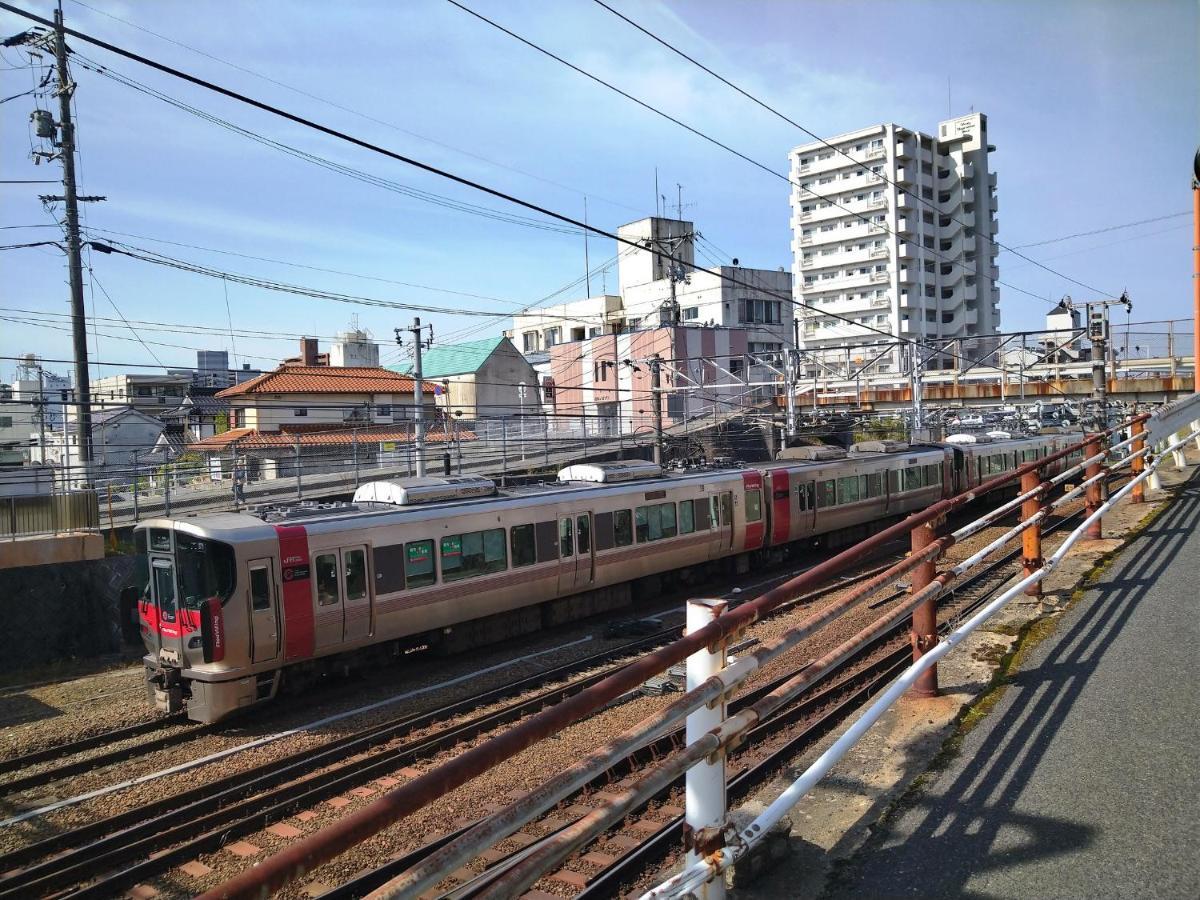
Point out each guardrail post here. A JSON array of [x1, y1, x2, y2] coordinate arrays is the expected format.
[[1021, 468, 1044, 596], [685, 597, 728, 900], [1130, 418, 1147, 504], [1084, 433, 1103, 540], [909, 518, 940, 698]]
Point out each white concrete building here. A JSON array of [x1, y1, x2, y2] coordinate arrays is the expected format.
[[789, 112, 1000, 373]]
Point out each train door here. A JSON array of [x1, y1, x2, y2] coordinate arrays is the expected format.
[[311, 551, 343, 650], [796, 481, 817, 534], [341, 546, 372, 642], [556, 515, 575, 594], [741, 472, 765, 551], [770, 470, 791, 545], [246, 558, 280, 663], [572, 513, 595, 590]]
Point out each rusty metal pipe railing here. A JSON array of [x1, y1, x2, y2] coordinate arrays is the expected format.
[[200, 420, 1140, 900], [372, 538, 951, 899]]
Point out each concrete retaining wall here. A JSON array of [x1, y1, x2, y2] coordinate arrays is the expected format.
[[0, 554, 139, 671]]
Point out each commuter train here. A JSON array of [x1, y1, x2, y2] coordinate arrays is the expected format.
[[133, 432, 1082, 723]]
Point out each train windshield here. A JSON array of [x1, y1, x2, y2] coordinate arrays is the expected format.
[[175, 535, 237, 610]]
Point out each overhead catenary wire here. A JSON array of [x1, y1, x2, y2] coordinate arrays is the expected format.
[[0, 2, 1033, 373]]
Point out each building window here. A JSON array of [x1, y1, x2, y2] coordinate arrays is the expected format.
[[729, 358, 745, 376], [522, 332, 539, 353], [293, 408, 308, 417], [737, 298, 782, 324], [682, 306, 699, 321], [543, 327, 562, 348], [375, 404, 391, 417]]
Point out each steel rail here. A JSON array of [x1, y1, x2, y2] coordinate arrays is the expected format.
[[200, 421, 1140, 900], [0, 717, 180, 778]]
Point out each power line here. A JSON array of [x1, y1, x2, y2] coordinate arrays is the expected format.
[[0, 3, 1028, 373], [63, 0, 644, 216], [1008, 212, 1192, 249], [586, 0, 1116, 301]]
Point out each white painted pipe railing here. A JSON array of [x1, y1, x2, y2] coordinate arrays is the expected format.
[[640, 425, 1198, 899]]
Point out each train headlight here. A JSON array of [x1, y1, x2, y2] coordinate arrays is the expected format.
[[187, 636, 203, 650]]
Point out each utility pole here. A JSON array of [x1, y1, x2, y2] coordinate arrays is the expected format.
[[1067, 292, 1132, 428], [52, 5, 94, 486], [397, 319, 433, 477], [650, 355, 664, 465]]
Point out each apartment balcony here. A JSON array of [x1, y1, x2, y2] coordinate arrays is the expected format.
[[867, 222, 886, 234], [964, 307, 979, 327], [895, 140, 912, 159], [963, 282, 978, 301], [897, 216, 914, 235], [866, 147, 886, 161], [962, 161, 975, 181], [898, 242, 916, 258], [800, 234, 813, 245], [865, 197, 888, 211], [895, 166, 913, 184], [798, 210, 813, 222], [798, 163, 811, 175], [990, 194, 999, 212], [988, 172, 997, 189], [990, 217, 1000, 234], [870, 271, 889, 283], [962, 186, 975, 206], [870, 247, 889, 259], [866, 172, 884, 184], [896, 193, 914, 213]]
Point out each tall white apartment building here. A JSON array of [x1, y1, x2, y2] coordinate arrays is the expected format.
[[789, 112, 1000, 373]]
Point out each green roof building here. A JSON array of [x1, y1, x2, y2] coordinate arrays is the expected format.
[[390, 336, 539, 422]]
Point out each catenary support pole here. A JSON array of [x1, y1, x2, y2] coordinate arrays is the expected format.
[[684, 598, 727, 900], [409, 317, 427, 478], [908, 517, 940, 697], [1021, 468, 1044, 596], [651, 355, 664, 465], [1192, 152, 1199, 395], [294, 435, 302, 500]]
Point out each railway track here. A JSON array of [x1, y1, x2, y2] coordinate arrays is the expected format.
[[0, 489, 1102, 899], [0, 553, 906, 899], [0, 717, 186, 783], [307, 505, 1092, 900]]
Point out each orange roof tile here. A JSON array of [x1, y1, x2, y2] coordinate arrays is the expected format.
[[187, 425, 475, 452], [216, 366, 435, 398]]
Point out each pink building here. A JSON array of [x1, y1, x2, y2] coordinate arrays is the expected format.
[[548, 326, 750, 438]]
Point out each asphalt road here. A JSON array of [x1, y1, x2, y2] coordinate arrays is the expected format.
[[825, 472, 1200, 900]]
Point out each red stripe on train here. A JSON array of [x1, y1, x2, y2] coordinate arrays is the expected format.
[[275, 524, 315, 660], [771, 469, 791, 545]]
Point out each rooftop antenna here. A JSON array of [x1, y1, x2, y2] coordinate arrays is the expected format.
[[654, 166, 659, 217]]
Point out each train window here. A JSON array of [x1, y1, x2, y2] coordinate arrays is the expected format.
[[679, 500, 695, 535], [577, 516, 591, 554], [176, 536, 236, 610], [314, 554, 340, 606], [151, 559, 177, 623], [721, 492, 733, 526], [510, 524, 537, 568], [902, 467, 924, 491], [660, 503, 678, 538], [441, 529, 507, 582], [924, 464, 941, 485], [613, 509, 634, 546], [404, 540, 435, 588], [636, 506, 650, 542], [149, 528, 172, 552], [837, 476, 861, 504], [710, 496, 721, 526], [694, 497, 712, 530], [890, 469, 901, 493], [745, 490, 762, 523], [250, 566, 271, 611], [866, 472, 884, 498], [559, 518, 574, 557], [797, 482, 815, 511], [818, 479, 836, 508], [344, 549, 367, 603]]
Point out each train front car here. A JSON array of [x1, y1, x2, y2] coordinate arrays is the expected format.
[[133, 514, 280, 723]]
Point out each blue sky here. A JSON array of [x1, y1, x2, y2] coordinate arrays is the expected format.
[[2, 0, 1196, 381]]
